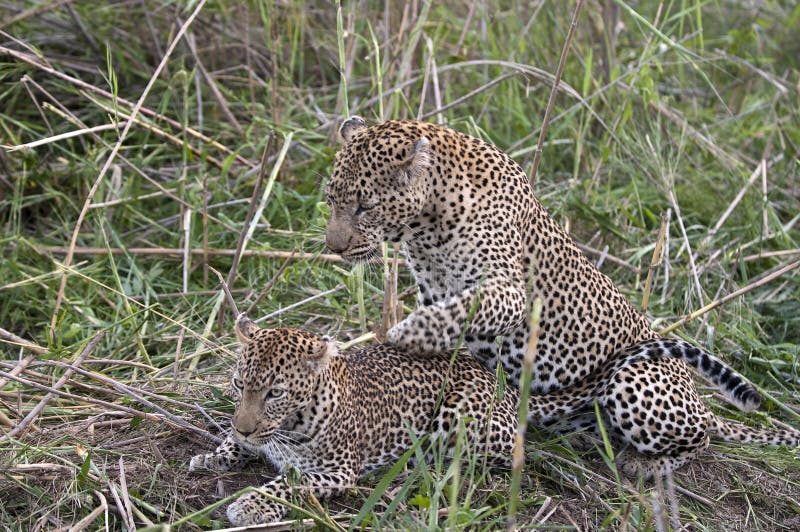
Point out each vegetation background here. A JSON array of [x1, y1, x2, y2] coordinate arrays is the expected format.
[[1, 0, 799, 530]]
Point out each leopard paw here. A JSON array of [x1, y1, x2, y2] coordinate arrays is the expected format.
[[227, 491, 285, 526], [387, 312, 453, 354], [189, 452, 234, 472]]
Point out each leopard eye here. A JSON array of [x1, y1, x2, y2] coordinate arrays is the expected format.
[[232, 376, 244, 391], [265, 388, 285, 400], [354, 203, 376, 216]]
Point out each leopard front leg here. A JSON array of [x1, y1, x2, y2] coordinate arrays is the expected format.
[[226, 469, 357, 525], [387, 279, 525, 354], [189, 435, 253, 472]]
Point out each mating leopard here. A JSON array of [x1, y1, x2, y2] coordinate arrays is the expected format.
[[324, 117, 799, 477]]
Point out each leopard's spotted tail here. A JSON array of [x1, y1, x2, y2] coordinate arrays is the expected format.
[[710, 415, 800, 446], [527, 338, 762, 425], [631, 339, 762, 412]]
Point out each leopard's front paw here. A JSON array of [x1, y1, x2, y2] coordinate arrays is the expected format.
[[189, 452, 233, 472], [386, 311, 454, 354], [227, 491, 285, 526]]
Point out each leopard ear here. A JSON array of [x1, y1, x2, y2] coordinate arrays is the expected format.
[[306, 336, 337, 372], [339, 116, 367, 144], [397, 136, 431, 187], [235, 313, 259, 344]]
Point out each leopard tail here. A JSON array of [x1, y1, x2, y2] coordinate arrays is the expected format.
[[709, 414, 800, 446]]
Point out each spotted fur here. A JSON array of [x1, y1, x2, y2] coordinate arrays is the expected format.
[[189, 316, 520, 525], [324, 118, 800, 477]]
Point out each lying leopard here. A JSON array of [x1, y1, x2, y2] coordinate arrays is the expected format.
[[324, 117, 800, 477], [189, 315, 518, 525]]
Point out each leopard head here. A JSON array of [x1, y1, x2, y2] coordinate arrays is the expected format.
[[229, 315, 335, 446], [324, 117, 433, 262]]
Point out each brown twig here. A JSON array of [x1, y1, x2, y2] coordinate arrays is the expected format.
[[246, 251, 295, 315], [39, 245, 398, 265], [529, 0, 584, 184], [210, 266, 241, 318], [221, 135, 274, 323]]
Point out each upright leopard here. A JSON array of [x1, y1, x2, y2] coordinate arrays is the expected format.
[[324, 117, 799, 476]]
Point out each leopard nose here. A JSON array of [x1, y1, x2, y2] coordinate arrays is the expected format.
[[236, 427, 254, 438], [325, 231, 351, 254]]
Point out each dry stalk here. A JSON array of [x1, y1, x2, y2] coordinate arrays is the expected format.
[[0, 46, 253, 167], [0, 371, 161, 428], [659, 258, 800, 335], [700, 159, 765, 249], [202, 175, 210, 285], [210, 266, 241, 318], [0, 327, 47, 354], [641, 212, 669, 312], [184, 31, 243, 134], [254, 284, 346, 324], [30, 101, 237, 233], [744, 249, 800, 262], [117, 457, 136, 530], [81, 96, 225, 168], [0, 0, 73, 29], [421, 72, 519, 120], [67, 491, 108, 532], [39, 245, 398, 265], [38, 359, 231, 420], [529, 0, 585, 184], [668, 189, 704, 306], [221, 135, 274, 322]]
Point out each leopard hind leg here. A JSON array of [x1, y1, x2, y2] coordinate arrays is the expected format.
[[600, 357, 714, 479]]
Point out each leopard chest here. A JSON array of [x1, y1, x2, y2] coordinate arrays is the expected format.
[[404, 240, 485, 302]]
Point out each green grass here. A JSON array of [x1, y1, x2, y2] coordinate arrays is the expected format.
[[1, 0, 799, 530]]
